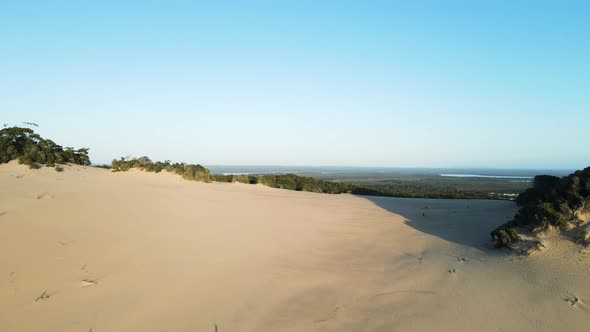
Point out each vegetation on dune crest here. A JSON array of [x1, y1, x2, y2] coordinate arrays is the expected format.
[[110, 156, 512, 199], [257, 174, 352, 193], [0, 126, 90, 168], [491, 168, 590, 248], [0, 126, 524, 200], [112, 157, 353, 193], [111, 157, 211, 182], [211, 174, 257, 184]]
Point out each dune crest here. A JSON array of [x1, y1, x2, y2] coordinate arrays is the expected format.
[[1, 162, 589, 331]]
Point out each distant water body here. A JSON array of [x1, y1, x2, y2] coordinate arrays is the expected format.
[[207, 165, 570, 179], [440, 174, 534, 180]]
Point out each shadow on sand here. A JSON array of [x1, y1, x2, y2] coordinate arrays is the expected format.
[[359, 196, 518, 249]]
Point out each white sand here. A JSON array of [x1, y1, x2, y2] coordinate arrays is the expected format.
[[1, 162, 589, 331]]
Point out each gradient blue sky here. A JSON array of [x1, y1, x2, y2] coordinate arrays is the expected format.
[[1, 1, 588, 168]]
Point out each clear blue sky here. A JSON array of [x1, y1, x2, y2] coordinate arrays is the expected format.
[[1, 1, 588, 169]]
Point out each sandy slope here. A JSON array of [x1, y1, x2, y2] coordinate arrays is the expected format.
[[1, 162, 589, 332]]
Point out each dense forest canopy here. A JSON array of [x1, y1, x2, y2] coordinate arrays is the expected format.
[[0, 126, 90, 168], [491, 167, 590, 248]]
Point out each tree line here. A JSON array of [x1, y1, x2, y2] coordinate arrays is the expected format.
[[0, 126, 90, 169], [108, 156, 503, 199], [0, 126, 512, 200]]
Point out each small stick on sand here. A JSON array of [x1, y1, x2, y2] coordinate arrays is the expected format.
[[0, 211, 7, 216], [36, 192, 50, 199], [35, 291, 50, 302], [82, 279, 98, 285]]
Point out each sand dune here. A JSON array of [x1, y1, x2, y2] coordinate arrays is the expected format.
[[1, 162, 589, 331]]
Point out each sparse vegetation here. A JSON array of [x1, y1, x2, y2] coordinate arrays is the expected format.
[[574, 229, 590, 246], [111, 157, 211, 182]]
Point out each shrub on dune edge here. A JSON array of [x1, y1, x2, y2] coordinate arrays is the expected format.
[[0, 126, 90, 168], [490, 224, 522, 248]]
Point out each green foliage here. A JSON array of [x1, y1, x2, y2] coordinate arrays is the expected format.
[[211, 174, 232, 182], [111, 156, 509, 200], [180, 164, 211, 182], [111, 157, 211, 182], [256, 174, 351, 193], [490, 224, 522, 248], [492, 167, 590, 246], [210, 174, 255, 183], [0, 126, 90, 168], [510, 168, 590, 229], [349, 183, 490, 199]]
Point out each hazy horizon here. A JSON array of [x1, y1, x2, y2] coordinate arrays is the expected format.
[[1, 1, 589, 169], [205, 164, 574, 176]]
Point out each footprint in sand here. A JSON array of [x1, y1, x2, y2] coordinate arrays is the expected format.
[[80, 279, 99, 287], [566, 296, 580, 306], [403, 251, 424, 262], [0, 211, 7, 217]]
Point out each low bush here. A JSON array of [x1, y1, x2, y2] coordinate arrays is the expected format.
[[490, 224, 521, 248]]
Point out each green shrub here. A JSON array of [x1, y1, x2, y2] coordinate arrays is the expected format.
[[490, 224, 521, 248], [111, 157, 211, 183], [0, 126, 90, 168], [493, 167, 590, 246], [211, 174, 232, 182]]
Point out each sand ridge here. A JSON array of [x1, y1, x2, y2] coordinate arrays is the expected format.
[[1, 161, 589, 331]]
